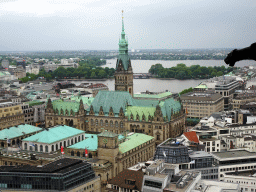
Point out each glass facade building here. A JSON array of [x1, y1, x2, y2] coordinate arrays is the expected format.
[[0, 158, 95, 191]]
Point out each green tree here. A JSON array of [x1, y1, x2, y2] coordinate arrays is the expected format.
[[217, 71, 223, 76]]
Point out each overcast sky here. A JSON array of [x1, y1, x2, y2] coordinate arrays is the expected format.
[[0, 0, 255, 51]]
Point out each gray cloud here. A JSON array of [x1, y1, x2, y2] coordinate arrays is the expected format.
[[0, 0, 255, 51]]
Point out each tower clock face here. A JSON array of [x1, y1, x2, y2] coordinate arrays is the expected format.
[[103, 138, 108, 144]]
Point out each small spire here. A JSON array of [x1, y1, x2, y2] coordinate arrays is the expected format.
[[122, 10, 124, 32]]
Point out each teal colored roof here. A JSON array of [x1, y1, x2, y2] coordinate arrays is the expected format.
[[67, 133, 126, 151], [195, 84, 208, 89], [52, 99, 80, 116], [133, 99, 159, 107], [68, 95, 94, 107], [90, 90, 136, 115], [0, 124, 42, 140], [126, 106, 155, 121], [68, 133, 98, 151], [90, 91, 181, 121], [134, 92, 172, 99], [118, 134, 125, 140], [26, 91, 43, 100], [23, 125, 85, 144], [117, 55, 130, 71], [98, 130, 118, 138], [159, 98, 181, 121], [119, 133, 154, 154], [26, 100, 44, 107]]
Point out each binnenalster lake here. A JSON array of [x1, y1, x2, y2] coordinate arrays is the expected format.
[[71, 59, 256, 94]]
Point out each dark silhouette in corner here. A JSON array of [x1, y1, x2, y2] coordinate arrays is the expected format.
[[224, 42, 256, 66]]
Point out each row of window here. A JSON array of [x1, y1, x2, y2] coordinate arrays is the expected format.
[[91, 119, 123, 128]]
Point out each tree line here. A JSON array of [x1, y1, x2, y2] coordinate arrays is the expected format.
[[20, 58, 115, 83], [149, 63, 233, 79]]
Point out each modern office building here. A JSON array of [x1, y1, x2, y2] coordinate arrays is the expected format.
[[0, 158, 101, 191], [181, 91, 224, 119]]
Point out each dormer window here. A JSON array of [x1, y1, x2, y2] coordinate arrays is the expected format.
[[125, 179, 136, 185]]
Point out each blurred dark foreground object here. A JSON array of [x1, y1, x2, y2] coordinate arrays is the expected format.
[[224, 42, 256, 67]]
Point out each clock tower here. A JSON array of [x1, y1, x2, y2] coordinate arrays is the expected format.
[[114, 11, 133, 96], [97, 130, 120, 177]]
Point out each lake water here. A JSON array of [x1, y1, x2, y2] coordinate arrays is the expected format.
[[72, 59, 256, 93], [102, 59, 256, 73]]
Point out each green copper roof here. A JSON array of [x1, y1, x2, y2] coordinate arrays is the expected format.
[[67, 133, 126, 151], [26, 100, 44, 107], [116, 14, 130, 71], [134, 92, 172, 99], [98, 130, 118, 138], [159, 98, 182, 121], [90, 90, 136, 115], [126, 106, 155, 121], [68, 133, 98, 151], [195, 84, 208, 89], [68, 95, 94, 107], [0, 124, 42, 140], [119, 133, 154, 154], [52, 99, 80, 116], [23, 125, 85, 144]]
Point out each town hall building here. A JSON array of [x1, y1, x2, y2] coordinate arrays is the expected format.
[[45, 14, 186, 145]]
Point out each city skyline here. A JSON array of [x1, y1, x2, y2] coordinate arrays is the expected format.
[[0, 0, 255, 51]]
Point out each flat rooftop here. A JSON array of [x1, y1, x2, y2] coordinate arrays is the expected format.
[[189, 151, 212, 159], [211, 150, 256, 161], [0, 158, 87, 174]]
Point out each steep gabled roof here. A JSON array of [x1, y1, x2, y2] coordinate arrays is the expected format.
[[183, 131, 199, 143], [159, 98, 181, 121], [52, 99, 80, 116], [126, 106, 155, 121], [90, 90, 136, 115]]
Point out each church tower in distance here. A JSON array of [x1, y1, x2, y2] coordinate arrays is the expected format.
[[114, 11, 133, 96]]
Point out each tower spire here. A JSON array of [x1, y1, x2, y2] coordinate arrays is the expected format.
[[122, 10, 124, 32]]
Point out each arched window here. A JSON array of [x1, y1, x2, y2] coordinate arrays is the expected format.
[[95, 119, 98, 126], [40, 145, 43, 152], [100, 120, 103, 126], [71, 151, 74, 156], [29, 146, 33, 151], [120, 121, 123, 128], [75, 137, 77, 143], [35, 144, 38, 152], [52, 145, 54, 151], [82, 135, 84, 140], [110, 120, 113, 127], [77, 151, 80, 157], [68, 140, 70, 146], [71, 139, 73, 145], [78, 136, 80, 142], [45, 146, 48, 153], [60, 142, 62, 147], [64, 141, 66, 147], [115, 121, 118, 128], [56, 144, 58, 151], [24, 143, 27, 150], [105, 120, 108, 127], [91, 119, 94, 126]]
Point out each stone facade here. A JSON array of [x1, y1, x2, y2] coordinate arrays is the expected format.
[[0, 102, 24, 130], [45, 98, 86, 130], [114, 15, 133, 96]]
